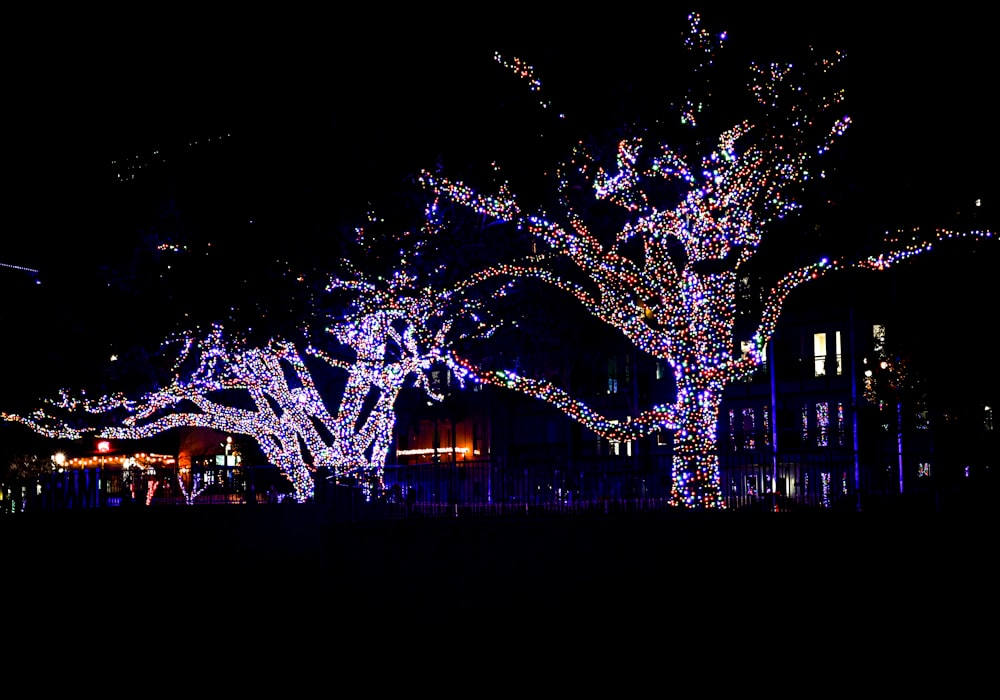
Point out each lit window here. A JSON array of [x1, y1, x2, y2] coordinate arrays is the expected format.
[[833, 331, 842, 375], [837, 402, 845, 446], [873, 324, 886, 357], [608, 422, 620, 455], [607, 419, 629, 456], [812, 332, 841, 376], [761, 406, 771, 446], [820, 471, 832, 508], [816, 402, 829, 447], [813, 333, 827, 377]]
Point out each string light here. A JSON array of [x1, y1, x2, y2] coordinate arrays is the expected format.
[[423, 14, 996, 509], [3, 198, 515, 503], [3, 13, 994, 512]]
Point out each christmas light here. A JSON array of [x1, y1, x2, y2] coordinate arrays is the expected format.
[[422, 14, 996, 509], [3, 12, 993, 513], [3, 199, 512, 502]]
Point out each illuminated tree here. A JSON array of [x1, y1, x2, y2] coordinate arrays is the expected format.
[[3, 13, 991, 514], [2, 202, 508, 502], [421, 13, 995, 508]]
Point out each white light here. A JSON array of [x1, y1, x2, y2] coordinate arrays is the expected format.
[[395, 447, 469, 456]]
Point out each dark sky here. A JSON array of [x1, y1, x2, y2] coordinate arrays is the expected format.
[[1, 6, 995, 407], [6, 8, 994, 246], [5, 7, 994, 259]]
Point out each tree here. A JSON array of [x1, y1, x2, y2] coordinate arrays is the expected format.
[[3, 12, 992, 512], [420, 13, 996, 508], [1, 198, 512, 502]]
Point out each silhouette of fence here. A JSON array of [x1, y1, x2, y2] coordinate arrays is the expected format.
[[3, 448, 992, 518]]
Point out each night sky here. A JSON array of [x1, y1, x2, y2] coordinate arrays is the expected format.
[[1, 6, 995, 413], [6, 8, 993, 257]]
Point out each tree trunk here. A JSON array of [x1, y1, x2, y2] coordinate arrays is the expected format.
[[669, 386, 725, 508]]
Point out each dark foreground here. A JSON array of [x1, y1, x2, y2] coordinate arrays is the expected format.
[[5, 505, 992, 689], [5, 504, 993, 612]]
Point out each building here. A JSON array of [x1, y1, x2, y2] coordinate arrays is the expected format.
[[389, 248, 997, 511]]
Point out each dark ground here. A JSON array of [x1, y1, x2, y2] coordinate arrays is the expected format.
[[4, 504, 993, 612], [3, 504, 995, 685]]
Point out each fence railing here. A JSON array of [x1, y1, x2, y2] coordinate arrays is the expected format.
[[2, 449, 993, 518]]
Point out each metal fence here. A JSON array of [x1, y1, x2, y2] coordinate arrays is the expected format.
[[3, 447, 992, 518]]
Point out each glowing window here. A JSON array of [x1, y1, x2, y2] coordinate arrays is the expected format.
[[813, 331, 842, 377], [837, 402, 845, 446], [813, 333, 827, 376], [762, 406, 771, 446], [873, 324, 886, 357], [816, 402, 830, 447]]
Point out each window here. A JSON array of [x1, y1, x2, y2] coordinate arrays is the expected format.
[[816, 402, 830, 447], [812, 331, 842, 377], [836, 402, 845, 446], [741, 407, 756, 449], [728, 407, 769, 450], [607, 357, 619, 394], [873, 324, 886, 357], [813, 333, 827, 377], [833, 332, 842, 376], [727, 409, 736, 450], [656, 359, 669, 381], [820, 471, 832, 508], [607, 419, 630, 456], [762, 405, 771, 446]]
